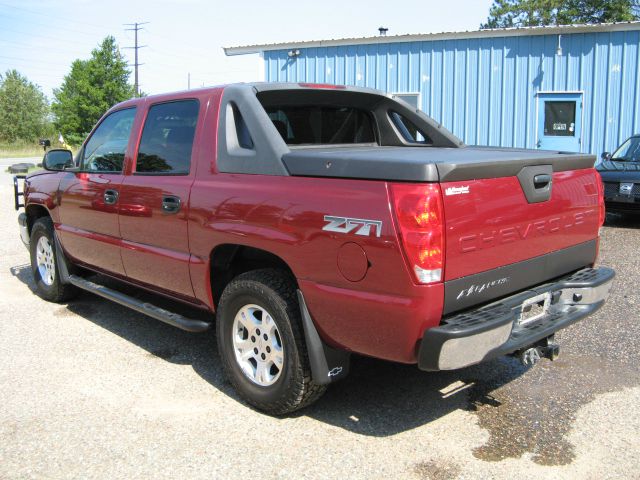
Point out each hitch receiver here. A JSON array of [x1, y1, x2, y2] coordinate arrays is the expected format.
[[516, 335, 560, 366]]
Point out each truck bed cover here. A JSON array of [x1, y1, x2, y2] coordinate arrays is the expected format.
[[282, 146, 596, 182]]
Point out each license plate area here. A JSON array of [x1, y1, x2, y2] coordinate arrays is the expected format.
[[518, 292, 551, 326]]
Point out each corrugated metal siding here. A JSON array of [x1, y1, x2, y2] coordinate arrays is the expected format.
[[264, 30, 640, 155]]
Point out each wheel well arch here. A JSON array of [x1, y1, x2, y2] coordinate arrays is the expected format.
[[209, 244, 296, 307], [25, 204, 51, 234]]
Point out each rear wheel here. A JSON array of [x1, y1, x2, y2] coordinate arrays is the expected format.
[[216, 269, 326, 414], [29, 217, 78, 302]]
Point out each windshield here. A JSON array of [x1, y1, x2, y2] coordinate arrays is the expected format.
[[612, 136, 640, 162]]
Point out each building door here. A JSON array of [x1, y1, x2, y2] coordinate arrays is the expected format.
[[537, 93, 582, 152]]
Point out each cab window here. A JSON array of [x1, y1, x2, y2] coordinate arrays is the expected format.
[[263, 106, 375, 145], [135, 100, 199, 174], [389, 111, 432, 144], [82, 108, 136, 173]]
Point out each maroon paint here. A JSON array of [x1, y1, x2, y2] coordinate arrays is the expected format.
[[441, 170, 600, 281], [57, 172, 126, 274]]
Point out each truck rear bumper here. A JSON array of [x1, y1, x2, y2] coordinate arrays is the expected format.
[[418, 266, 615, 371], [18, 212, 29, 249]]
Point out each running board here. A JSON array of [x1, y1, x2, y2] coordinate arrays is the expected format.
[[67, 275, 212, 333]]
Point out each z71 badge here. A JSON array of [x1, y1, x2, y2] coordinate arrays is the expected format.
[[323, 215, 382, 237]]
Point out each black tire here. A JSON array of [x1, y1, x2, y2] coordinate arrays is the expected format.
[[29, 217, 79, 303], [216, 269, 326, 415]]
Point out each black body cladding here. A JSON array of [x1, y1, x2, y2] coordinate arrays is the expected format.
[[216, 83, 596, 182], [443, 240, 598, 315]]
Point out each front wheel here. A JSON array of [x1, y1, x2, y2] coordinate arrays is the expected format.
[[29, 217, 78, 303], [216, 269, 326, 415]]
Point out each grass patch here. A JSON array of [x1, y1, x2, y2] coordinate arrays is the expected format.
[[0, 141, 46, 158], [0, 140, 72, 159]]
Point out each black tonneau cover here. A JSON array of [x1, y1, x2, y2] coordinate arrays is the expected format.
[[282, 146, 596, 182]]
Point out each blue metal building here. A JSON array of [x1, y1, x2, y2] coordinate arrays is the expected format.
[[225, 22, 640, 155]]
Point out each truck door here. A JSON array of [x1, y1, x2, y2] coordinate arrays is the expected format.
[[117, 99, 201, 298], [57, 107, 137, 275]]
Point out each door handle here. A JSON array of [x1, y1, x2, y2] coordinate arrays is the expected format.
[[104, 189, 119, 205], [533, 174, 552, 189], [162, 195, 181, 214]]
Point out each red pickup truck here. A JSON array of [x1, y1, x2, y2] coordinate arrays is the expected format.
[[15, 83, 614, 414]]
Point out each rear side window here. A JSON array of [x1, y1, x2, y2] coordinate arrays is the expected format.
[[82, 108, 136, 173], [264, 106, 375, 145], [390, 111, 432, 144], [135, 100, 199, 174]]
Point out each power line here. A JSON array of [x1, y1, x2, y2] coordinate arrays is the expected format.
[[123, 21, 148, 97], [0, 1, 108, 31], [0, 54, 69, 66], [0, 25, 101, 47], [0, 10, 106, 38], [0, 38, 89, 55]]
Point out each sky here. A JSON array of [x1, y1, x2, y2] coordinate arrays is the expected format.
[[0, 0, 493, 100]]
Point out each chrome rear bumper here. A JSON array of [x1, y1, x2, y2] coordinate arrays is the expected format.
[[418, 266, 615, 371]]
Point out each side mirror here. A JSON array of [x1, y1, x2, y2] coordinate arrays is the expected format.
[[601, 152, 611, 161], [43, 149, 74, 171]]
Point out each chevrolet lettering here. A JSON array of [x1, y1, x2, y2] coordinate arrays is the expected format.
[[458, 211, 595, 253]]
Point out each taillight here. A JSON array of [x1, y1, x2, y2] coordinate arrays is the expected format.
[[595, 171, 605, 227], [390, 183, 445, 284]]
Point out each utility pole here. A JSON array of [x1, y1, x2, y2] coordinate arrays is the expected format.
[[124, 21, 148, 97]]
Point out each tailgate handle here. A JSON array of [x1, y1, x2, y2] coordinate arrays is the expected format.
[[533, 174, 552, 189]]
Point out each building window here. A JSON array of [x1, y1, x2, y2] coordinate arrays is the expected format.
[[392, 93, 420, 110], [543, 101, 576, 137]]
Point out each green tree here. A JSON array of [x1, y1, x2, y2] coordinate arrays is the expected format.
[[0, 70, 49, 143], [52, 36, 134, 145], [481, 0, 640, 28]]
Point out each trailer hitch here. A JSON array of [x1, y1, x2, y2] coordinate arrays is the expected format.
[[516, 335, 560, 366]]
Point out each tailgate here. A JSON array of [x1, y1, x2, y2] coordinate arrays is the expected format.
[[441, 167, 601, 314]]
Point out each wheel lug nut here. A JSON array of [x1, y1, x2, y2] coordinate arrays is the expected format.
[[266, 346, 271, 353], [263, 334, 268, 340], [261, 353, 266, 360], [254, 348, 258, 354], [251, 336, 256, 342], [256, 329, 260, 335]]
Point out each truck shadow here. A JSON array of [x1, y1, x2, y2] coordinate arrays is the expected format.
[[10, 263, 526, 437], [604, 212, 640, 229]]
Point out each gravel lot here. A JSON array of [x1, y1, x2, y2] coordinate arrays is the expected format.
[[1, 166, 639, 479]]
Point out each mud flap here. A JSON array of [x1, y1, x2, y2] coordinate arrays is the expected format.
[[297, 290, 350, 385], [53, 231, 72, 285]]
